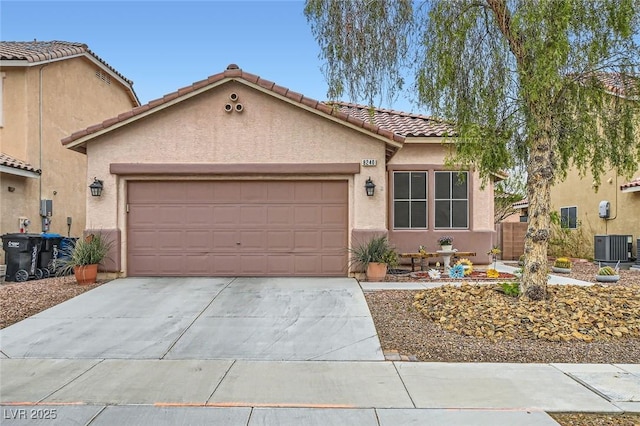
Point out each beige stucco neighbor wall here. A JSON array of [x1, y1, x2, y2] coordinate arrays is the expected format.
[[0, 57, 136, 248], [84, 81, 390, 274], [551, 167, 640, 258], [386, 143, 496, 263]]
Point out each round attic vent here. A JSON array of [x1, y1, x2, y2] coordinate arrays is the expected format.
[[226, 64, 239, 70]]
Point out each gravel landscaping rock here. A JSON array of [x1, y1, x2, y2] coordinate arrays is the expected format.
[[0, 276, 107, 329]]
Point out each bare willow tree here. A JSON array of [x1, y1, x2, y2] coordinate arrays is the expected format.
[[305, 0, 640, 300]]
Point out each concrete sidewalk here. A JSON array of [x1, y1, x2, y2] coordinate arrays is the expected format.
[[1, 360, 638, 425], [2, 273, 638, 425]]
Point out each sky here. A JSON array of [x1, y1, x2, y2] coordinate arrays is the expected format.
[[0, 0, 419, 112]]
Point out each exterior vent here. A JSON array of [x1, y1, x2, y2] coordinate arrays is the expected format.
[[95, 69, 111, 85], [594, 235, 633, 262]]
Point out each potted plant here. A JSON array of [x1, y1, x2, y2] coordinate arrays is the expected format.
[[349, 235, 397, 281], [437, 235, 454, 251], [552, 257, 572, 274], [57, 233, 110, 284], [596, 265, 620, 283]]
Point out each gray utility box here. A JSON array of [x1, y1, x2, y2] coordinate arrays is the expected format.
[[594, 235, 633, 262]]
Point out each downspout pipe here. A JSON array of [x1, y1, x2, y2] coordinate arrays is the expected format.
[[39, 63, 49, 231]]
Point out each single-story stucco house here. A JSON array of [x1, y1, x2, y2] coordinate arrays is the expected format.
[[61, 64, 499, 277]]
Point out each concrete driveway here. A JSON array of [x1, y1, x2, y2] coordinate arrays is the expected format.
[[0, 277, 383, 361]]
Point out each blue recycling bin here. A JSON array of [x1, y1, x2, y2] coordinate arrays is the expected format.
[[1, 233, 44, 282], [39, 233, 64, 277]]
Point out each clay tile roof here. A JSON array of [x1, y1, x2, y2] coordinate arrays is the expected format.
[[328, 102, 456, 138], [0, 153, 41, 174], [512, 198, 529, 209], [578, 72, 640, 98], [0, 40, 134, 86], [62, 64, 406, 153], [620, 176, 640, 190]]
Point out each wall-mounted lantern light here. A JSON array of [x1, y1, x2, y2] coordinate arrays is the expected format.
[[365, 177, 376, 197], [89, 178, 104, 197]]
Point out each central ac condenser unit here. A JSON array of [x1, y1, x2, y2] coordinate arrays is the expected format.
[[594, 235, 633, 262]]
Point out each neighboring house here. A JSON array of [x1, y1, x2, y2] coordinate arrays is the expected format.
[[549, 73, 639, 259], [0, 41, 139, 262], [61, 64, 499, 277]]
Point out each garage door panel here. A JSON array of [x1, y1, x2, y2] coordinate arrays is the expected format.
[[154, 230, 184, 250], [211, 206, 239, 226], [128, 180, 348, 276], [128, 206, 159, 227], [322, 255, 348, 275], [267, 182, 296, 202], [267, 255, 294, 274], [322, 230, 348, 250], [212, 254, 240, 274], [266, 231, 293, 250], [239, 231, 266, 250], [186, 206, 214, 225], [240, 206, 268, 226], [186, 254, 211, 274], [128, 230, 157, 250], [294, 206, 320, 225], [294, 182, 323, 202], [294, 230, 321, 251], [294, 255, 321, 274], [158, 206, 186, 225], [240, 255, 268, 274], [322, 206, 348, 225], [322, 181, 348, 201], [212, 231, 238, 250], [184, 230, 212, 251], [267, 206, 293, 225]]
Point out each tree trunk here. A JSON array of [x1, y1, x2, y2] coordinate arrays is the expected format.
[[522, 131, 554, 300]]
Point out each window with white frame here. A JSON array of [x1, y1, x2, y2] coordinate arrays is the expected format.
[[560, 206, 577, 229], [393, 171, 427, 229], [435, 171, 468, 229]]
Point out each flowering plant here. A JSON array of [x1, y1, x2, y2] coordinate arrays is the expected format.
[[437, 236, 453, 246], [427, 268, 441, 279], [486, 268, 500, 278], [448, 264, 465, 278]]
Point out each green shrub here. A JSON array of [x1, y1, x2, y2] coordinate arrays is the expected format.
[[56, 233, 111, 276], [499, 282, 521, 297], [349, 235, 397, 268]]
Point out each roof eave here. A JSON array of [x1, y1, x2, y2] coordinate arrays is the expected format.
[[0, 53, 139, 107], [0, 165, 41, 178], [64, 76, 405, 157]]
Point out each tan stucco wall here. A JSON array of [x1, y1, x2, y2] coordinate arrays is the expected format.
[[551, 167, 640, 257], [85, 81, 390, 273], [0, 56, 136, 244]]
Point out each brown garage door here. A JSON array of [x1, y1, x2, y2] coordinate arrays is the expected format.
[[127, 180, 348, 276]]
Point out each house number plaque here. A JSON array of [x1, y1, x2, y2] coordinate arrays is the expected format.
[[361, 159, 377, 167]]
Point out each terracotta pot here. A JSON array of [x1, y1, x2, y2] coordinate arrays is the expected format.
[[74, 264, 98, 285], [366, 262, 388, 282]]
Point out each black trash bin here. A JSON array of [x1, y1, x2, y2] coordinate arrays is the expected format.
[[1, 233, 44, 282], [39, 233, 64, 277]]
